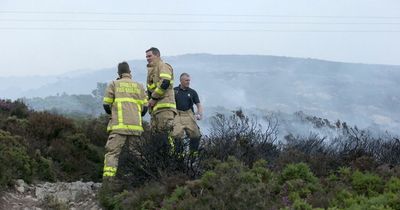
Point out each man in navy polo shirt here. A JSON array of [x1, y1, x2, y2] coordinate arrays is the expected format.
[[172, 73, 203, 155]]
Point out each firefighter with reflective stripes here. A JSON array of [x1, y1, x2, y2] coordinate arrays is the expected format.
[[102, 62, 148, 191], [145, 47, 177, 143]]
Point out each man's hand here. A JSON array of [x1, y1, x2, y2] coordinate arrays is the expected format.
[[148, 98, 157, 108], [195, 113, 202, 120]]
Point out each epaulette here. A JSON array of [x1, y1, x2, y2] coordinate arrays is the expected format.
[[165, 63, 173, 70]]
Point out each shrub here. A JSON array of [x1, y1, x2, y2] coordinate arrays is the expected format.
[[47, 134, 103, 181], [0, 99, 30, 118], [0, 130, 33, 187], [385, 177, 400, 193], [33, 155, 56, 181], [158, 157, 277, 210], [351, 171, 383, 196], [203, 110, 279, 166], [27, 111, 75, 142], [279, 163, 318, 185], [75, 114, 109, 147]]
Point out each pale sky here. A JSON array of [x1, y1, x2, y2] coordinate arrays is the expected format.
[[0, 0, 399, 76]]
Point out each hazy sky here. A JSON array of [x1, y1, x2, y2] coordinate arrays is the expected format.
[[1, 0, 399, 76]]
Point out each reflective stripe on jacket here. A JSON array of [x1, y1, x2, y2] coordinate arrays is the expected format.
[[146, 59, 176, 113], [103, 73, 148, 135]]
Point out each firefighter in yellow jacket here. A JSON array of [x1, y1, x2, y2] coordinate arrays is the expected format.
[[102, 62, 147, 188], [145, 47, 177, 142]]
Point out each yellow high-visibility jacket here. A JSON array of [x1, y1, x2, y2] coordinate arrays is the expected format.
[[146, 59, 176, 113], [103, 73, 147, 135]]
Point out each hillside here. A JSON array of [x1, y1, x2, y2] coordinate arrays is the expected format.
[[6, 54, 399, 135], [1, 99, 400, 209]]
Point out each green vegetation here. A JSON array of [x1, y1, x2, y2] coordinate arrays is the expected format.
[[100, 157, 400, 210], [97, 110, 400, 209], [0, 99, 106, 187], [1, 99, 399, 209]]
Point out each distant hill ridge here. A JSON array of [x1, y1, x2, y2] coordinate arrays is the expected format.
[[1, 54, 399, 134]]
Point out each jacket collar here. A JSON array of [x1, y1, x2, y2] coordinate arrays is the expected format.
[[147, 58, 162, 67], [119, 73, 132, 79]]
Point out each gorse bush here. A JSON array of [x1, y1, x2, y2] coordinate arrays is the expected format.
[[0, 130, 33, 186], [0, 99, 30, 118], [75, 114, 109, 147], [351, 171, 384, 196], [105, 157, 400, 210], [27, 111, 75, 142], [0, 99, 106, 187], [112, 157, 279, 210]]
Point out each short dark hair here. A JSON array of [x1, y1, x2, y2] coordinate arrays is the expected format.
[[118, 61, 131, 75], [180, 73, 190, 79], [146, 47, 161, 56]]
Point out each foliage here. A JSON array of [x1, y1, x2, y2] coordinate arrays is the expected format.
[[0, 130, 33, 187], [2, 100, 400, 209], [98, 110, 400, 210], [0, 99, 105, 186], [107, 158, 400, 209], [351, 170, 383, 196]]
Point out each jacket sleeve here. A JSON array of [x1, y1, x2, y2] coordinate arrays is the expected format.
[[103, 82, 115, 113], [139, 84, 148, 116], [151, 63, 173, 99]]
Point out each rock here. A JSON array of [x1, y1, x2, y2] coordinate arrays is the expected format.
[[2, 181, 102, 210], [15, 179, 28, 193]]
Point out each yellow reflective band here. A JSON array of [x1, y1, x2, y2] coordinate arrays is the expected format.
[[147, 83, 156, 90], [106, 98, 146, 133], [154, 88, 165, 96], [116, 87, 139, 93], [114, 98, 147, 105], [169, 135, 174, 148], [107, 124, 144, 131], [103, 172, 115, 177], [137, 104, 142, 126], [119, 82, 137, 88], [103, 166, 117, 172], [103, 97, 114, 104], [159, 73, 172, 80], [117, 102, 123, 124], [103, 166, 117, 177], [153, 103, 176, 112]]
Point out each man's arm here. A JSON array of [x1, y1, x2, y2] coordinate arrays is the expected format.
[[103, 82, 115, 115], [192, 89, 203, 120], [103, 104, 111, 114], [195, 103, 203, 120], [151, 64, 173, 100], [139, 84, 149, 116]]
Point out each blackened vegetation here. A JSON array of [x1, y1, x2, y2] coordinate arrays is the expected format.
[[203, 110, 279, 166], [105, 109, 400, 209], [117, 121, 200, 189], [116, 110, 280, 189], [116, 108, 400, 187]]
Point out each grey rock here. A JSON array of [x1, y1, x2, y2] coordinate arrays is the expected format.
[[15, 179, 28, 193]]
